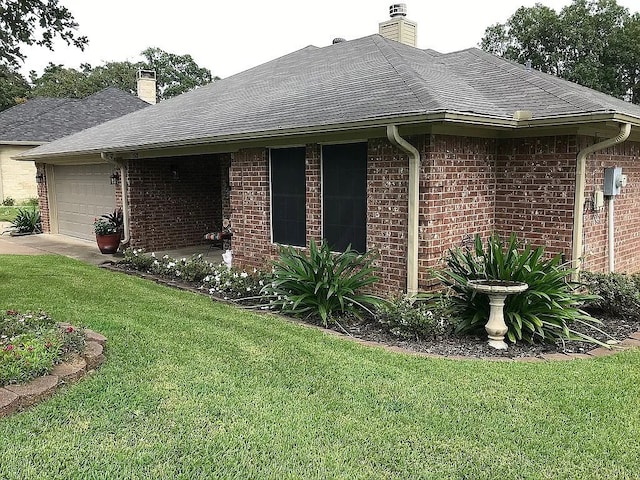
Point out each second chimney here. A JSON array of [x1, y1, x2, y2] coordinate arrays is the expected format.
[[137, 69, 157, 105]]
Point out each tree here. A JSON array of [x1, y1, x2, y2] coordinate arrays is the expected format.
[[141, 48, 217, 100], [0, 0, 88, 68], [0, 65, 30, 111], [30, 47, 217, 101], [480, 0, 640, 104]]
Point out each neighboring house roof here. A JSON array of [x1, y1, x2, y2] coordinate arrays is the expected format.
[[0, 87, 149, 144], [20, 34, 640, 160]]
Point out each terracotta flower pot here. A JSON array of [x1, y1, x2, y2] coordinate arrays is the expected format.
[[95, 232, 122, 254]]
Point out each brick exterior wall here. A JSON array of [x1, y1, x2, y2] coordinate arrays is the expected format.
[[127, 154, 224, 251], [229, 148, 276, 271], [420, 135, 496, 289], [35, 163, 50, 233], [35, 133, 640, 294], [368, 138, 411, 293], [495, 136, 577, 260], [582, 139, 640, 273]]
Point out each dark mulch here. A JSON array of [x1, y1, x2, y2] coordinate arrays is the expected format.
[[109, 263, 640, 359], [332, 310, 640, 359]]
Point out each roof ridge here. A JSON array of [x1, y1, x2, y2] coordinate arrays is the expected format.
[[371, 36, 441, 112]]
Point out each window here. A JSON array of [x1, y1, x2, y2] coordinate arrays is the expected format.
[[270, 147, 306, 246], [322, 143, 367, 252]]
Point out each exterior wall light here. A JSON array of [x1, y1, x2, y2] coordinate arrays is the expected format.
[[170, 164, 179, 180], [35, 172, 45, 184], [110, 170, 120, 185]]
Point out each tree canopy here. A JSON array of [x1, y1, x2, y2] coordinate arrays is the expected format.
[[0, 65, 30, 111], [0, 0, 88, 68], [480, 0, 640, 104], [29, 47, 217, 102]]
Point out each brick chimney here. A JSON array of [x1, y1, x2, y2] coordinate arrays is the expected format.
[[379, 4, 417, 47], [136, 69, 157, 104]]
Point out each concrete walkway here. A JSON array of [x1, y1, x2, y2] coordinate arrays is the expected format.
[[0, 222, 223, 265]]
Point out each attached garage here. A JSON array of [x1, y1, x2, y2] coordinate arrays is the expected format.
[[49, 164, 116, 241]]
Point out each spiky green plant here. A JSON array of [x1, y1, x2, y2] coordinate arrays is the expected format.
[[434, 233, 606, 345], [263, 239, 385, 326], [10, 207, 41, 233]]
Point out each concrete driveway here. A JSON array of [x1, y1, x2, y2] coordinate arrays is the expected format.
[[0, 222, 223, 266]]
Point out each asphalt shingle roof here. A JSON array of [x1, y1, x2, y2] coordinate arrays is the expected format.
[[21, 34, 640, 159], [0, 87, 149, 143]]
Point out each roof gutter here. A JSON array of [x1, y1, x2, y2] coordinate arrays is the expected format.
[[16, 111, 640, 162], [386, 125, 420, 296], [571, 123, 631, 278], [100, 153, 130, 244]]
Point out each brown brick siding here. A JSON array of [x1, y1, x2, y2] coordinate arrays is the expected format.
[[495, 136, 577, 260], [35, 163, 50, 233], [229, 148, 277, 271], [582, 139, 640, 273], [368, 138, 411, 293], [127, 155, 224, 251], [35, 133, 640, 292], [420, 135, 496, 289]]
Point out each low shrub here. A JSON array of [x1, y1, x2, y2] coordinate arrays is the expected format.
[[262, 240, 385, 326], [375, 293, 455, 340], [581, 271, 640, 320], [435, 233, 603, 345], [2, 197, 15, 206], [0, 311, 86, 386], [24, 197, 39, 207], [10, 207, 41, 233], [121, 248, 266, 300], [202, 267, 267, 300]]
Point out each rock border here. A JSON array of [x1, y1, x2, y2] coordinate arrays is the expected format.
[[0, 326, 106, 418]]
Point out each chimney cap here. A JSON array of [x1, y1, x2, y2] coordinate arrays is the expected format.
[[332, 37, 346, 44], [389, 3, 407, 17], [137, 69, 156, 80]]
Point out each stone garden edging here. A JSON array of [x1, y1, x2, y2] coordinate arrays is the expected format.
[[0, 326, 107, 418]]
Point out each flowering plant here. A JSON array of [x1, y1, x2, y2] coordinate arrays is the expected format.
[[94, 209, 123, 235]]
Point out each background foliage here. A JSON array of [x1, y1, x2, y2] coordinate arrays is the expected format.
[[481, 0, 640, 104]]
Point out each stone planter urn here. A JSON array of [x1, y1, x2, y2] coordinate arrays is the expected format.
[[467, 280, 529, 350], [95, 232, 121, 254]]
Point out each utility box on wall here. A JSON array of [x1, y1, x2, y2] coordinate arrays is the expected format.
[[604, 167, 624, 196]]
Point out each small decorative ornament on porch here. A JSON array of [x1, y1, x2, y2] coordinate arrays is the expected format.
[[94, 209, 124, 254], [467, 280, 529, 350]]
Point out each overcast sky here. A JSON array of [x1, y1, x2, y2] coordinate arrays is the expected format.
[[18, 0, 640, 80]]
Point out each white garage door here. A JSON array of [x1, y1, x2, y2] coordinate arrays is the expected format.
[[54, 164, 116, 240]]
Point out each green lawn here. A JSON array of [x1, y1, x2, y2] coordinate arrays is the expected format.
[[1, 255, 639, 479], [0, 205, 37, 223]]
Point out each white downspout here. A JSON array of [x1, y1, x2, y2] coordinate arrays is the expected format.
[[608, 197, 615, 272], [386, 125, 420, 296], [571, 123, 631, 278], [101, 153, 130, 244]]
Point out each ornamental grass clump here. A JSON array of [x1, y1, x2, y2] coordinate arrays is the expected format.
[[435, 233, 605, 345], [263, 240, 385, 326]]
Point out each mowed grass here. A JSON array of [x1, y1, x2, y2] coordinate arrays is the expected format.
[[0, 205, 37, 222], [0, 256, 639, 479]]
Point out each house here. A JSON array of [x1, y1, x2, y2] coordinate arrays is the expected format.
[[17, 8, 640, 295], [0, 82, 152, 207]]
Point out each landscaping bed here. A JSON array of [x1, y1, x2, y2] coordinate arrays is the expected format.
[[112, 245, 640, 360]]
